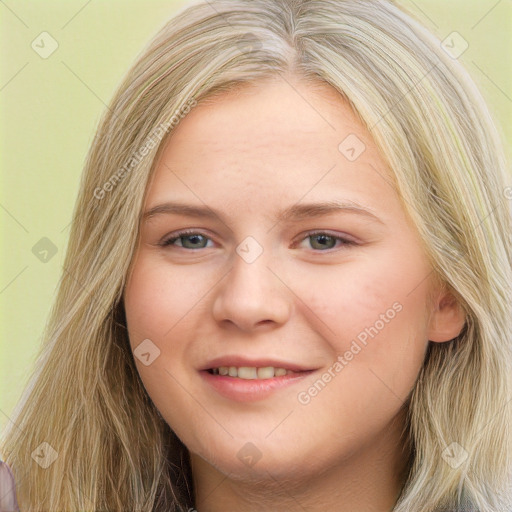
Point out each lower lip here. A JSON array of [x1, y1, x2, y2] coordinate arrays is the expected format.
[[200, 370, 314, 402]]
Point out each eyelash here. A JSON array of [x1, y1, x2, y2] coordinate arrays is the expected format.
[[159, 229, 357, 252]]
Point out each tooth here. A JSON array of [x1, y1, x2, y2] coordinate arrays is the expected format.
[[238, 367, 258, 379], [213, 365, 295, 379], [257, 367, 275, 379]]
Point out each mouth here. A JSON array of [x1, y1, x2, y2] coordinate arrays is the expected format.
[[200, 360, 317, 402]]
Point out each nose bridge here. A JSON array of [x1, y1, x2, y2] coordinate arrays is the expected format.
[[229, 233, 276, 298], [212, 234, 291, 330], [234, 236, 272, 287]]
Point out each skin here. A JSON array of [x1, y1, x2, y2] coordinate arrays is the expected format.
[[123, 75, 466, 512]]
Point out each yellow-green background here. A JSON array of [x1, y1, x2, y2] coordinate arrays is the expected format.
[[1, 0, 511, 436]]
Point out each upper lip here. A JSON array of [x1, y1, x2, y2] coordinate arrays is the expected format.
[[199, 356, 316, 372]]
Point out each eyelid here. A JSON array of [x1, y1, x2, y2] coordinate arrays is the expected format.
[[292, 230, 358, 251], [159, 228, 216, 248], [295, 229, 358, 245]]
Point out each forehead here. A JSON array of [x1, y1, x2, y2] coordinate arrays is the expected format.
[[146, 77, 400, 221], [168, 78, 363, 150]]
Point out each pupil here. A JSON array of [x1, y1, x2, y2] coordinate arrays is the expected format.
[[185, 235, 204, 248], [313, 234, 333, 249]]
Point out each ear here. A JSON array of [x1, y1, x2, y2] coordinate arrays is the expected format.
[[427, 286, 466, 343]]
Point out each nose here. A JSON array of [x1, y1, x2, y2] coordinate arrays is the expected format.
[[211, 244, 292, 332]]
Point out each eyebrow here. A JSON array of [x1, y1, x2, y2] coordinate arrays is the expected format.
[[142, 200, 384, 225]]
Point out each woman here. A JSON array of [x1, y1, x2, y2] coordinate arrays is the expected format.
[[1, 0, 511, 510]]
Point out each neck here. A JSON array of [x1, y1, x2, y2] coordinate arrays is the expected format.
[[189, 411, 411, 512]]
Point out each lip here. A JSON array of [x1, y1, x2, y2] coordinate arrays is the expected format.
[[198, 356, 317, 402], [200, 369, 314, 402]]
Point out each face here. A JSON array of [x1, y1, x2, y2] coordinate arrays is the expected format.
[[123, 76, 463, 483]]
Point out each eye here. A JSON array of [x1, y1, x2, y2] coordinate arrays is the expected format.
[[297, 231, 357, 251], [159, 230, 213, 249], [159, 230, 357, 252]]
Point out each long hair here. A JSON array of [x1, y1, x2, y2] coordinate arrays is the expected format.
[[1, 1, 511, 510]]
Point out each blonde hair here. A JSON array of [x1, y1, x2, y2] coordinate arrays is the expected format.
[[1, 0, 511, 510]]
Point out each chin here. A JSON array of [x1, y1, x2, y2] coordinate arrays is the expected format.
[[190, 434, 328, 483]]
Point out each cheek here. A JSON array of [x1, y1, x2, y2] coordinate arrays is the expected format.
[[295, 248, 430, 340], [123, 260, 188, 394], [294, 250, 431, 397], [124, 257, 210, 342], [124, 260, 206, 437]]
